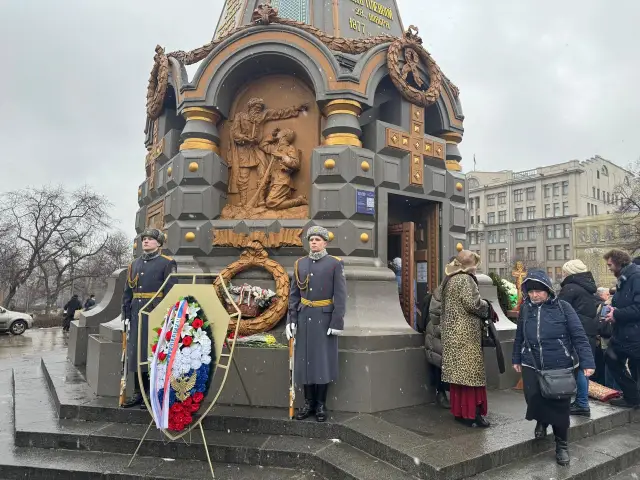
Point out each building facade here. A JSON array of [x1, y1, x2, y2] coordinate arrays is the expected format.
[[466, 156, 632, 284]]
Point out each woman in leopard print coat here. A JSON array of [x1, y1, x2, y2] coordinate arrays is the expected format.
[[441, 250, 491, 427]]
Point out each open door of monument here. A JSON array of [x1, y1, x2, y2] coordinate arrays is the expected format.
[[389, 222, 416, 328]]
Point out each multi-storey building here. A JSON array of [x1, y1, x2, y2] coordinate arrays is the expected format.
[[466, 155, 632, 284]]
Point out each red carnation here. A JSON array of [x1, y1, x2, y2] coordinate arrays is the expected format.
[[192, 392, 204, 403], [182, 336, 193, 347], [165, 331, 172, 341], [171, 403, 184, 414], [183, 397, 193, 407], [175, 302, 180, 308], [192, 319, 204, 329], [151, 344, 157, 353], [190, 402, 201, 413], [158, 352, 167, 362], [155, 327, 162, 335]]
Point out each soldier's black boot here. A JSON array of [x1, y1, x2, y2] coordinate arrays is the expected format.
[[296, 384, 316, 420], [122, 391, 143, 409], [315, 384, 328, 423]]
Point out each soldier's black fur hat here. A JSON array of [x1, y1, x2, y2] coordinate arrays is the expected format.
[[140, 228, 165, 247]]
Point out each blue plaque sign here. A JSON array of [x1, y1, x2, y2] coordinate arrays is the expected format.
[[356, 190, 375, 215]]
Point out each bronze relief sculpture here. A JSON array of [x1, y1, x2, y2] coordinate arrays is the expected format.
[[221, 98, 309, 220]]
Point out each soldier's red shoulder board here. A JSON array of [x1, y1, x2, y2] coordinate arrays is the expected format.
[[161, 254, 174, 261]]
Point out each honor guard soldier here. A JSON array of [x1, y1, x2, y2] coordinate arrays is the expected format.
[[286, 226, 347, 422], [121, 228, 177, 408]]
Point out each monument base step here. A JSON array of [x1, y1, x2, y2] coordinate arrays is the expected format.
[[24, 354, 640, 479]]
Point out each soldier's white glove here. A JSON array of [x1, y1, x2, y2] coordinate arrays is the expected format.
[[124, 318, 130, 328], [285, 323, 297, 340], [327, 329, 343, 336]]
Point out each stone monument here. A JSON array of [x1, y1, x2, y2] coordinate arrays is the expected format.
[[69, 0, 517, 410]]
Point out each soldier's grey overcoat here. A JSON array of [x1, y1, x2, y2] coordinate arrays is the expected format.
[[122, 253, 177, 372], [287, 254, 347, 385]]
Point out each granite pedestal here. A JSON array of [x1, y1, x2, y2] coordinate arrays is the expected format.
[[67, 268, 126, 367]]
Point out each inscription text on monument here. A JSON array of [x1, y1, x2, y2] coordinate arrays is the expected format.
[[340, 0, 402, 38]]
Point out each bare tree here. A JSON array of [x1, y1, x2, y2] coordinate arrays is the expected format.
[[613, 159, 640, 254], [0, 186, 112, 308]]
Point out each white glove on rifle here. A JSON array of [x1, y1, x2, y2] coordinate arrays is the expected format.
[[285, 323, 297, 340], [123, 318, 130, 328], [327, 329, 343, 336]]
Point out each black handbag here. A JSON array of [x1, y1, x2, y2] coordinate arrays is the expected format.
[[522, 303, 576, 400]]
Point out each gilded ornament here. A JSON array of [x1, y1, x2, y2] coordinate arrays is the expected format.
[[456, 243, 463, 252], [360, 233, 369, 243], [324, 158, 336, 169], [167, 166, 173, 177], [360, 161, 370, 172], [188, 162, 199, 172], [185, 232, 196, 242], [171, 371, 197, 401], [456, 182, 463, 191], [138, 188, 142, 197]]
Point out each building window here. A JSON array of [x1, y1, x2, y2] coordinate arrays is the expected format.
[[564, 224, 571, 238], [499, 268, 507, 278], [489, 268, 497, 275], [595, 205, 598, 215], [607, 192, 611, 204], [469, 198, 474, 209], [516, 247, 525, 259], [528, 247, 537, 261], [489, 249, 496, 262], [499, 229, 507, 243], [564, 245, 570, 260], [554, 245, 562, 260], [516, 228, 525, 241], [554, 203, 560, 217], [498, 210, 507, 223], [488, 231, 497, 244], [593, 187, 596, 198], [470, 215, 475, 225], [555, 267, 562, 279], [469, 232, 478, 244], [553, 183, 560, 196], [487, 212, 495, 224], [547, 246, 553, 261], [547, 226, 554, 239], [563, 201, 569, 216], [499, 249, 507, 262], [562, 181, 569, 195], [547, 267, 554, 280], [487, 195, 496, 206], [545, 204, 551, 218], [597, 188, 600, 200], [555, 224, 563, 238], [544, 185, 551, 198], [498, 192, 507, 205], [527, 226, 536, 240], [515, 208, 524, 221], [526, 187, 536, 201], [513, 190, 523, 202], [527, 207, 536, 219], [597, 170, 600, 179]]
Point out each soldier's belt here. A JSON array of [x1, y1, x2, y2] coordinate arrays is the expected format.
[[133, 292, 164, 299], [300, 298, 333, 308]]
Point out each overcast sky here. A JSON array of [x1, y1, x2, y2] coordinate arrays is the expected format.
[[1, 0, 638, 235]]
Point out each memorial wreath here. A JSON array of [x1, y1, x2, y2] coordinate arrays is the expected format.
[[148, 296, 215, 431]]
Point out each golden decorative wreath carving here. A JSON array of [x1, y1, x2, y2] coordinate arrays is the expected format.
[[213, 240, 290, 336], [387, 26, 443, 108], [145, 4, 457, 121]]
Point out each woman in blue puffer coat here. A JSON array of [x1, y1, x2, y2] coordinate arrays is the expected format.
[[512, 270, 595, 467]]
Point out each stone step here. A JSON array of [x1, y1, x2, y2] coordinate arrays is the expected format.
[[469, 423, 640, 480], [13, 365, 419, 480], [0, 447, 324, 480], [609, 462, 640, 479], [39, 355, 640, 480]]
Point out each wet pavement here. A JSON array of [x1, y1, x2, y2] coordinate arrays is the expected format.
[[0, 327, 67, 362]]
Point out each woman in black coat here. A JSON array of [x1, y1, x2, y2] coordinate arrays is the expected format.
[[557, 259, 599, 417], [513, 270, 595, 467]]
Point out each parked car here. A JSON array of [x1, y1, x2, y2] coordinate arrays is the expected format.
[[0, 306, 33, 335]]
